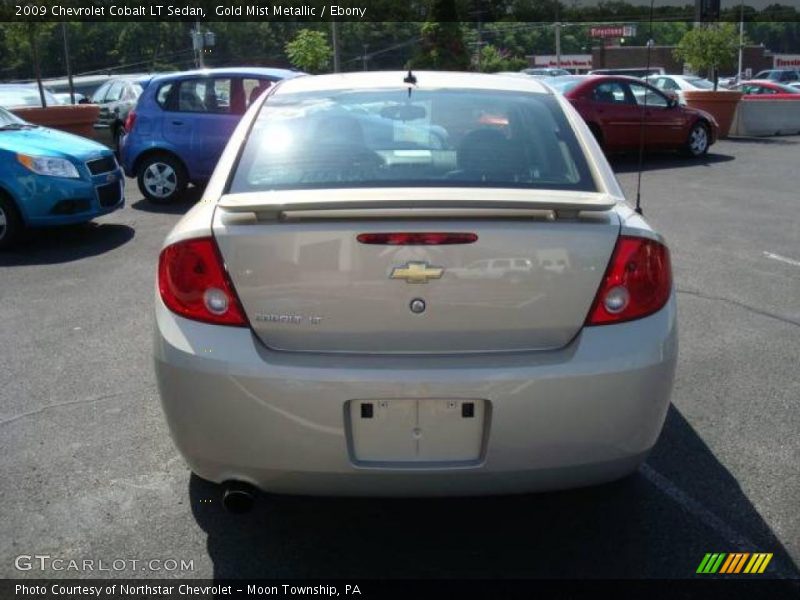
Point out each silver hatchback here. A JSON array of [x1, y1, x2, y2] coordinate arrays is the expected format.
[[154, 71, 677, 497]]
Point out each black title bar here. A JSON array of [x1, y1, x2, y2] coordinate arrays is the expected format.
[[3, 0, 799, 22]]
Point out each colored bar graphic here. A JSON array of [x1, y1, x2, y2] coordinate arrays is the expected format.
[[700, 552, 773, 575], [758, 554, 773, 573], [710, 553, 726, 573], [744, 554, 759, 573], [719, 554, 736, 574], [697, 554, 712, 574], [697, 553, 728, 573]]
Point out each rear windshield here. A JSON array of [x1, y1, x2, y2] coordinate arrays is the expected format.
[[229, 88, 596, 193]]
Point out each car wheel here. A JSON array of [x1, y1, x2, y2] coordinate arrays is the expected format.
[[137, 154, 187, 204], [0, 194, 23, 251], [686, 122, 709, 157]]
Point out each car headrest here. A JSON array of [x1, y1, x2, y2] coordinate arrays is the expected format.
[[457, 127, 524, 180], [315, 116, 366, 147]]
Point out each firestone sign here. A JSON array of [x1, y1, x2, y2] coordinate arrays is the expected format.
[[774, 54, 800, 68], [590, 25, 636, 38]]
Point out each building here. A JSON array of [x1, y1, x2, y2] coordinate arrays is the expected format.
[[590, 45, 774, 77]]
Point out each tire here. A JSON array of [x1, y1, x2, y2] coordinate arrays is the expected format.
[[136, 153, 188, 204], [0, 194, 23, 251], [685, 121, 710, 157]]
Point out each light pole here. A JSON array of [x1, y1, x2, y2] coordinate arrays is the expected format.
[[737, 0, 744, 82], [191, 22, 215, 69], [555, 22, 562, 68], [331, 21, 340, 73], [61, 22, 75, 104]]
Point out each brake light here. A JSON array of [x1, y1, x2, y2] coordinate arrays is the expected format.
[[158, 237, 247, 326], [357, 232, 478, 245], [124, 110, 136, 132], [585, 236, 672, 325]]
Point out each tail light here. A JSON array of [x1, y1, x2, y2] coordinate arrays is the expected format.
[[158, 237, 247, 326], [124, 109, 136, 132], [585, 235, 672, 326]]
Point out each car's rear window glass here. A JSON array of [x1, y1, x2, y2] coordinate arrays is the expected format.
[[547, 77, 583, 93], [229, 88, 596, 193], [156, 83, 173, 108], [177, 78, 232, 113]]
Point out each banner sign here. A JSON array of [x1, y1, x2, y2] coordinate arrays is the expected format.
[[774, 54, 800, 68], [534, 54, 593, 69]]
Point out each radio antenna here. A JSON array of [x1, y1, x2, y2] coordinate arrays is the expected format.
[[634, 0, 656, 216]]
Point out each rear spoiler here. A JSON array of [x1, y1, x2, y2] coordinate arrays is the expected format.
[[216, 188, 618, 221]]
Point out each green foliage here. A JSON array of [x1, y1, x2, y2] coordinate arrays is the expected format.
[[412, 0, 470, 70], [285, 29, 332, 74], [674, 24, 741, 87], [476, 44, 527, 72]]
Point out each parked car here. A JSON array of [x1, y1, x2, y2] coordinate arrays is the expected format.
[[154, 71, 677, 500], [89, 75, 153, 153], [53, 92, 87, 105], [0, 106, 124, 249], [0, 84, 60, 108], [521, 68, 572, 77], [753, 69, 800, 84], [549, 75, 718, 156], [588, 67, 665, 78], [121, 67, 303, 203], [645, 74, 715, 102], [718, 73, 749, 89], [729, 80, 800, 100], [43, 74, 117, 99]]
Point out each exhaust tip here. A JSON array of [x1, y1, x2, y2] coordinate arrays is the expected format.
[[221, 481, 256, 514]]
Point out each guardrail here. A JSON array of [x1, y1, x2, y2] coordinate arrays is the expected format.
[[730, 99, 800, 136]]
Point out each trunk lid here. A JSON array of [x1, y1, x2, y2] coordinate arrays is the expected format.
[[213, 189, 620, 354]]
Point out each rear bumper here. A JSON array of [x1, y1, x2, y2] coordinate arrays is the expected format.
[[154, 294, 677, 496]]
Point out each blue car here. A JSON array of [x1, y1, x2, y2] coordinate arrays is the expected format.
[[0, 106, 124, 250], [120, 67, 303, 203]]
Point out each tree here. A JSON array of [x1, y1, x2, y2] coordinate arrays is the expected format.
[[411, 0, 470, 70], [476, 44, 527, 72], [285, 29, 332, 74], [674, 23, 741, 90]]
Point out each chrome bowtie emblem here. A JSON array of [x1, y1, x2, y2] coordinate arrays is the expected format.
[[390, 262, 444, 284]]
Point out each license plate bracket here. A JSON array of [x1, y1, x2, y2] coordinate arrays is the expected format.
[[348, 398, 487, 465]]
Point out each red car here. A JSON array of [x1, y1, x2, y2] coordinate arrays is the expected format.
[[730, 80, 800, 100], [549, 75, 718, 157]]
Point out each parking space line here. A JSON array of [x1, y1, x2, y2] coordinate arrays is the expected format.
[[764, 251, 800, 268], [639, 463, 791, 579]]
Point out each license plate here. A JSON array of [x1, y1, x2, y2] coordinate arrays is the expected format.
[[349, 399, 486, 464]]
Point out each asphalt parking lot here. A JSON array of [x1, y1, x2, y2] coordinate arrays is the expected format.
[[1, 136, 798, 580]]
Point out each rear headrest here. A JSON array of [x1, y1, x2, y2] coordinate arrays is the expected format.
[[457, 128, 524, 179], [315, 116, 365, 146]]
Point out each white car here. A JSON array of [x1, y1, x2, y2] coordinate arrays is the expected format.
[[154, 71, 677, 507], [646, 74, 716, 102]]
